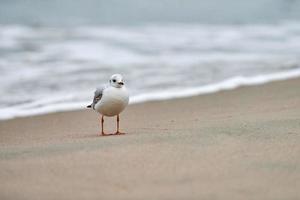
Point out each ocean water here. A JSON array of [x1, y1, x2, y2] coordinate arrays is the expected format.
[[1, 0, 300, 120]]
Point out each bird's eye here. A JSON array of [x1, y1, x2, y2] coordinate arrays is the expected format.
[[112, 79, 116, 82]]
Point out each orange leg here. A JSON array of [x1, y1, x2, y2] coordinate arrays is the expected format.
[[101, 115, 108, 136], [115, 115, 125, 135]]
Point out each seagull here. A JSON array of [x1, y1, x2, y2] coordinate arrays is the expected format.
[[87, 74, 129, 136]]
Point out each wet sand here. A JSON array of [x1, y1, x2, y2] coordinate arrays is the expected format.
[[0, 78, 300, 200]]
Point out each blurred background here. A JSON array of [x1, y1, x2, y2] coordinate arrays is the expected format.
[[1, 0, 300, 119]]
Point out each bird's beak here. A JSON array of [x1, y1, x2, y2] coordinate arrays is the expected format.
[[118, 82, 124, 85]]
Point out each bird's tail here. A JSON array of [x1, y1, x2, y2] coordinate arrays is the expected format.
[[87, 105, 92, 108]]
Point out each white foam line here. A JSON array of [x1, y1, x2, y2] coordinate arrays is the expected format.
[[130, 68, 300, 104], [0, 102, 89, 120], [1, 69, 300, 120]]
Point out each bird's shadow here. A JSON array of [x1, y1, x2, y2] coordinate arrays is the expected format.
[[75, 132, 126, 139]]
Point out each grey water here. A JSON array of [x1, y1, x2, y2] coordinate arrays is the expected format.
[[1, 0, 300, 25], [0, 0, 300, 119]]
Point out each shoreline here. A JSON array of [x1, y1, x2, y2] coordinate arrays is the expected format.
[[0, 77, 300, 199], [1, 68, 300, 121]]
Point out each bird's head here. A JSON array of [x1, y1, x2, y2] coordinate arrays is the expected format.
[[109, 74, 125, 88]]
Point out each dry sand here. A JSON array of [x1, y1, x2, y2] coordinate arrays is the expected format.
[[0, 78, 300, 200]]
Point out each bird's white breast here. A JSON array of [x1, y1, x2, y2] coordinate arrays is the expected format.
[[95, 86, 129, 117]]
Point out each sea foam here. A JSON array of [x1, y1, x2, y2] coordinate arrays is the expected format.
[[1, 22, 300, 120], [1, 69, 300, 120]]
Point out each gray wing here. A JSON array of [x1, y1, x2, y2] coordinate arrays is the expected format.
[[87, 86, 105, 110]]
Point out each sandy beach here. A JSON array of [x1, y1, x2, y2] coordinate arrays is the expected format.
[[0, 78, 300, 200]]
